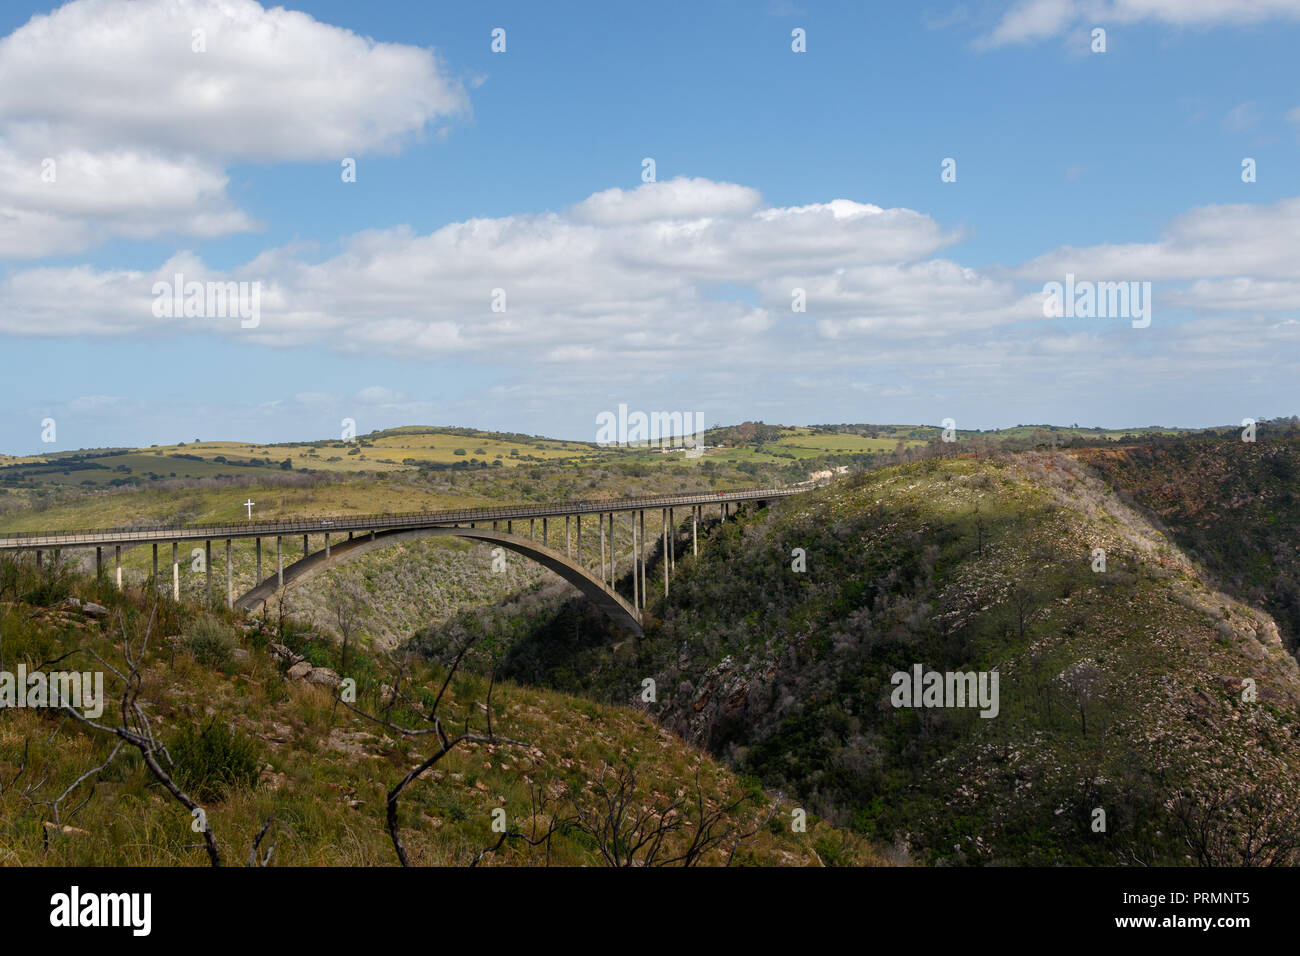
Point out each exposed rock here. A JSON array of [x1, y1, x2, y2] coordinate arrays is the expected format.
[[286, 661, 313, 681], [81, 601, 109, 618], [270, 642, 304, 665], [306, 666, 341, 688]]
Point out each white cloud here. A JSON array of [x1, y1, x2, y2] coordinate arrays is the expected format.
[[0, 178, 1001, 359], [0, 0, 467, 257], [980, 0, 1300, 47]]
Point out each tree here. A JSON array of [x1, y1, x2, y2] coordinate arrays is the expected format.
[[1059, 660, 1105, 736], [326, 577, 367, 674]]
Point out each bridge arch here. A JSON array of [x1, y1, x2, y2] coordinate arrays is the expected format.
[[234, 526, 643, 637]]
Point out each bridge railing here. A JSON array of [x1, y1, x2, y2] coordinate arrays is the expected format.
[[0, 484, 813, 547]]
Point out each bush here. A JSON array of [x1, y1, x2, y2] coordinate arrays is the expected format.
[[170, 719, 261, 802], [182, 618, 238, 670]]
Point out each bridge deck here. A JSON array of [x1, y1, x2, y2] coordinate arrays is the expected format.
[[0, 485, 809, 550]]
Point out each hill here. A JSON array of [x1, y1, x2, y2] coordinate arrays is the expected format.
[[439, 451, 1300, 864]]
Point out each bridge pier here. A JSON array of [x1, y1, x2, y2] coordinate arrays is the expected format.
[[542, 517, 547, 548], [172, 541, 179, 601], [225, 539, 232, 609], [35, 549, 42, 569], [205, 540, 212, 603], [631, 512, 639, 612], [669, 507, 675, 572], [303, 534, 308, 559], [255, 538, 261, 585], [599, 514, 607, 588], [530, 518, 534, 539], [566, 515, 571, 558], [115, 545, 121, 590], [576, 515, 581, 564], [662, 508, 669, 598], [95, 546, 102, 580], [152, 543, 157, 589], [325, 533, 330, 559], [693, 506, 698, 555], [276, 536, 283, 588]]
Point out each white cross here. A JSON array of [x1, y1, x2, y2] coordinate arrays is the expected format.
[[244, 499, 255, 518]]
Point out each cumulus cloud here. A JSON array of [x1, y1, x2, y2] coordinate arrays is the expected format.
[[0, 0, 467, 257], [0, 177, 1004, 359], [980, 0, 1300, 47]]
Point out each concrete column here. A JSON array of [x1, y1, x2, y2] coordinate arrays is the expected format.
[[276, 536, 283, 588], [115, 545, 122, 590], [96, 546, 102, 579], [150, 543, 157, 588], [669, 507, 675, 572], [543, 517, 548, 548], [35, 550, 42, 569], [507, 520, 512, 533], [599, 514, 607, 588], [255, 537, 262, 584], [369, 530, 375, 542], [663, 509, 669, 598], [225, 539, 232, 609], [608, 514, 615, 586], [303, 534, 308, 558], [530, 518, 535, 539], [631, 513, 639, 611], [639, 511, 646, 601], [325, 533, 330, 559], [566, 515, 571, 558], [206, 540, 211, 602], [693, 507, 698, 556], [576, 515, 582, 565], [172, 541, 180, 601]]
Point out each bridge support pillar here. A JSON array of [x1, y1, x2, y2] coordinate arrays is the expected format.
[[206, 541, 212, 603], [325, 533, 330, 559], [576, 515, 581, 564], [35, 550, 42, 569], [530, 518, 534, 539], [599, 515, 607, 588], [96, 546, 102, 579], [303, 535, 308, 559], [225, 539, 232, 609], [662, 509, 669, 598], [608, 514, 615, 587], [566, 515, 571, 558], [669, 508, 675, 572], [693, 507, 698, 556], [507, 520, 512, 533], [639, 511, 646, 602], [151, 543, 157, 588], [631, 513, 639, 611], [543, 517, 547, 548], [115, 545, 122, 590], [255, 538, 261, 584], [276, 536, 283, 588], [172, 542, 179, 601]]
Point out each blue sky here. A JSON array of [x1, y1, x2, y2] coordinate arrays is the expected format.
[[1, 0, 1298, 453]]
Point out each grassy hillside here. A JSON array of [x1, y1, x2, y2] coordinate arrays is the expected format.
[[1075, 431, 1300, 650], [461, 452, 1300, 864], [0, 563, 875, 866]]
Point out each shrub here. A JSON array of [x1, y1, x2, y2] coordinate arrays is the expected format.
[[170, 719, 261, 802], [182, 617, 238, 670]]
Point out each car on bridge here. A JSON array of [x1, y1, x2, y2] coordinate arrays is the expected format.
[[319, 519, 334, 527]]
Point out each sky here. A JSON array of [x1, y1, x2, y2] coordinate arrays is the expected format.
[[1, 0, 1298, 454]]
